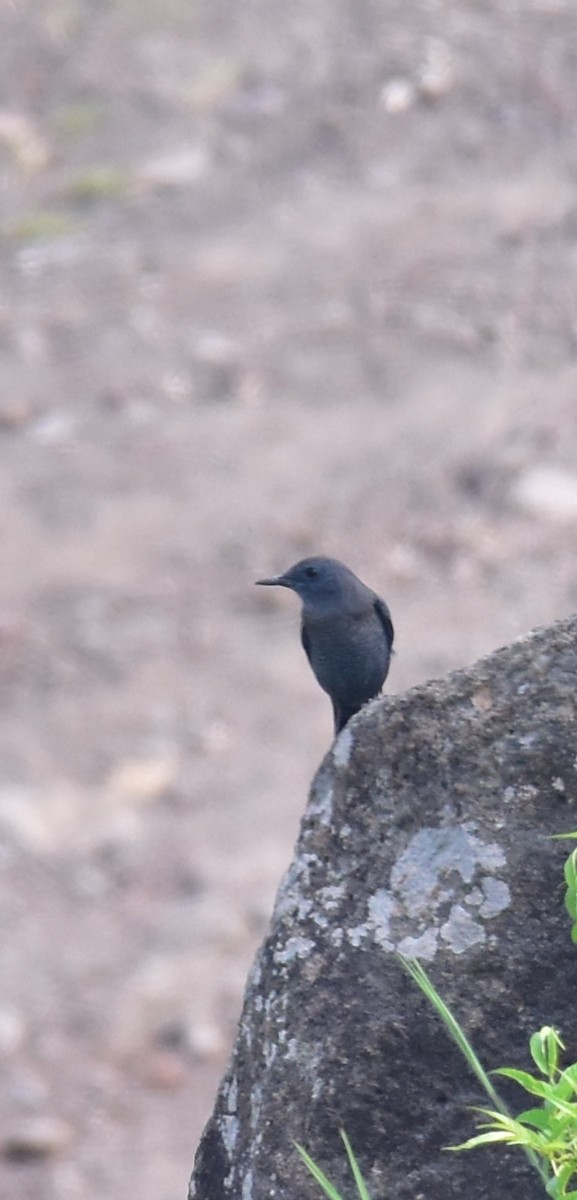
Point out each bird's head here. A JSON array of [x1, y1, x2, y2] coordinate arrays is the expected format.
[[255, 556, 359, 614]]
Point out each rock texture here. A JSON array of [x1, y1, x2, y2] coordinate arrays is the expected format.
[[189, 614, 577, 1200]]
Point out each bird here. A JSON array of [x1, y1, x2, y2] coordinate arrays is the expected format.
[[255, 556, 394, 735]]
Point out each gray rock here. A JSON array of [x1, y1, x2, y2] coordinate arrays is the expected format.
[[189, 614, 577, 1200]]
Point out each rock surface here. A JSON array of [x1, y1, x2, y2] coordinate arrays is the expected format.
[[190, 613, 577, 1200]]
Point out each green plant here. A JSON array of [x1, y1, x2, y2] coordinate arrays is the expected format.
[[450, 1026, 577, 1199], [564, 846, 577, 945], [554, 833, 577, 946]]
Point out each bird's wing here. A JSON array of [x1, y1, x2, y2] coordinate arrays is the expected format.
[[300, 620, 312, 664], [373, 596, 394, 650]]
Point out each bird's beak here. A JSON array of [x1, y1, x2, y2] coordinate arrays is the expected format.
[[255, 574, 292, 588]]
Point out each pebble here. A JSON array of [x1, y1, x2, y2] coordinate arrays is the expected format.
[[0, 1007, 25, 1055], [2, 1116, 73, 1162], [0, 400, 34, 430], [380, 78, 416, 113], [138, 144, 209, 188], [106, 758, 177, 804], [138, 1050, 187, 1090], [0, 109, 48, 171], [30, 411, 76, 444], [186, 1021, 227, 1062], [418, 39, 454, 101], [512, 465, 577, 520]]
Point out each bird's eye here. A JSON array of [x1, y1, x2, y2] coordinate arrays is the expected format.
[[304, 566, 318, 579]]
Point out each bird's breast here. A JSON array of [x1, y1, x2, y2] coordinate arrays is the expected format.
[[302, 609, 390, 706]]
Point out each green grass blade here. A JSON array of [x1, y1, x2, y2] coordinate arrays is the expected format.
[[448, 1130, 518, 1150], [400, 956, 549, 1185], [340, 1130, 373, 1200], [399, 957, 504, 1110], [294, 1143, 345, 1200]]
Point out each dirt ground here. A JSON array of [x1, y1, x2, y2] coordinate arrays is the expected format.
[[2, 2, 577, 1198]]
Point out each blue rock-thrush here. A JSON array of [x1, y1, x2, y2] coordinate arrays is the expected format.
[[256, 556, 394, 734]]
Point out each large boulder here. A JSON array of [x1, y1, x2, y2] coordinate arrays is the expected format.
[[189, 614, 577, 1199]]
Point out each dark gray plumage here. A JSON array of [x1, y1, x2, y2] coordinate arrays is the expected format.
[[256, 556, 394, 735]]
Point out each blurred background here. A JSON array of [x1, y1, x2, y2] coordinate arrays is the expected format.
[[1, 1, 577, 1198]]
